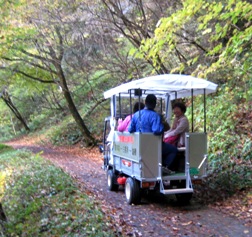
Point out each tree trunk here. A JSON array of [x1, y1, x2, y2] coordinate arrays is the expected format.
[[57, 66, 96, 146], [48, 27, 96, 146], [0, 203, 6, 222], [1, 90, 30, 131], [0, 202, 7, 236]]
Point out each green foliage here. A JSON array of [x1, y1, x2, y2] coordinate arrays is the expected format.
[[47, 122, 82, 145], [207, 85, 251, 152], [44, 109, 105, 145], [205, 86, 251, 194], [28, 108, 65, 132], [199, 148, 252, 202], [0, 144, 13, 153], [0, 124, 16, 142], [140, 0, 252, 80], [0, 149, 116, 236], [184, 81, 251, 197]]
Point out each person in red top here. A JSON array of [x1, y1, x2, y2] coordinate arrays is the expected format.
[[117, 102, 144, 132]]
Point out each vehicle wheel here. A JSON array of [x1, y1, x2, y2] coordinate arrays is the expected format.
[[107, 169, 118, 191], [175, 180, 193, 204], [175, 193, 193, 204], [125, 177, 141, 205]]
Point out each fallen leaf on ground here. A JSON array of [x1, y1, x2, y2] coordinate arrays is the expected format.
[[181, 221, 193, 226]]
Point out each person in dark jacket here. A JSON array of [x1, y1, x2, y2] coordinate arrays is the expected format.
[[128, 94, 177, 173]]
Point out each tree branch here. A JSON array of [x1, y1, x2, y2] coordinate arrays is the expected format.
[[0, 67, 55, 83], [1, 56, 57, 74]]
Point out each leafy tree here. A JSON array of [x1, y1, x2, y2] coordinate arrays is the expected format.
[[140, 0, 252, 85], [95, 0, 183, 76], [0, 0, 99, 145]]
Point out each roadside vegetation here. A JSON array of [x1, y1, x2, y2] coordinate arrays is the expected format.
[[0, 144, 118, 236]]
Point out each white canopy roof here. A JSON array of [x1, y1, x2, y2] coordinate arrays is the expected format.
[[104, 74, 218, 100]]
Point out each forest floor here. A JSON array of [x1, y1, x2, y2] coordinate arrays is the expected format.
[[4, 134, 252, 237]]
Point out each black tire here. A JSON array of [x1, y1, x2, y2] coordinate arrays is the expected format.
[[175, 193, 193, 204], [125, 177, 141, 205], [175, 180, 193, 204], [107, 169, 118, 191]]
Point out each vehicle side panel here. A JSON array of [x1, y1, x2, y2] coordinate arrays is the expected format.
[[139, 133, 162, 179], [186, 133, 207, 178], [113, 132, 162, 181]]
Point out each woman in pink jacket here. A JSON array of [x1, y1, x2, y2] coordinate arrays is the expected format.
[[117, 102, 145, 132], [163, 102, 189, 147]]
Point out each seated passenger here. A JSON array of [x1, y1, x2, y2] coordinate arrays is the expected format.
[[117, 102, 145, 132], [128, 94, 177, 173], [163, 102, 189, 147]]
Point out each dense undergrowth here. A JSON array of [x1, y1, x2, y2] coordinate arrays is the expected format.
[[0, 145, 118, 237], [192, 86, 252, 201]]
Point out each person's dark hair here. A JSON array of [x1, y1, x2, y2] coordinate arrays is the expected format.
[[145, 94, 157, 110], [173, 102, 187, 113], [133, 102, 145, 113]]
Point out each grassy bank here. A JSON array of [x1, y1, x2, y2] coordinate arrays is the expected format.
[[0, 144, 118, 237]]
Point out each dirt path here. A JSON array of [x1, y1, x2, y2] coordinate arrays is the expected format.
[[4, 138, 252, 237]]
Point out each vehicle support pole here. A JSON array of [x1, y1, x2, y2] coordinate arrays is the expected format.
[[129, 90, 132, 118], [204, 89, 206, 133], [160, 98, 163, 113], [191, 89, 194, 132], [138, 89, 142, 132], [112, 95, 116, 118], [165, 94, 171, 124], [119, 93, 122, 118]]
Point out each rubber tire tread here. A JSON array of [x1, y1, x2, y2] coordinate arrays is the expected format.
[[107, 169, 118, 191], [125, 177, 141, 205]]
